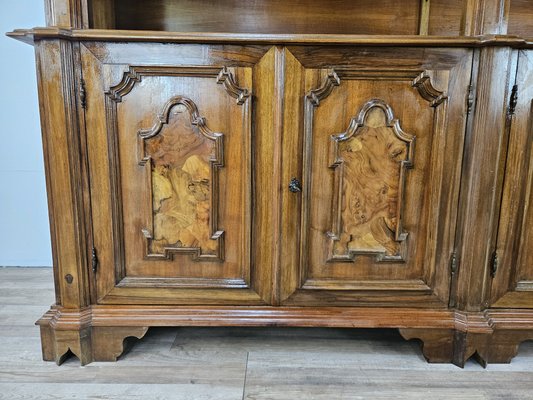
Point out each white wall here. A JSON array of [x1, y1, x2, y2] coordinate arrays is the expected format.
[[0, 1, 51, 266]]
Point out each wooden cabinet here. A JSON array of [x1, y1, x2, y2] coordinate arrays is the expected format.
[[7, 0, 533, 366]]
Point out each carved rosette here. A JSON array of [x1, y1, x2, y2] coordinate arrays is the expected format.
[[327, 99, 415, 262]]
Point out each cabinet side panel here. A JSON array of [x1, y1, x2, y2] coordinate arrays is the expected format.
[[35, 40, 90, 308], [454, 47, 516, 311]]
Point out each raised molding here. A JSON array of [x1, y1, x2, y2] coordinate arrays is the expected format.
[[36, 304, 533, 366], [104, 65, 251, 281], [216, 66, 251, 104], [106, 66, 224, 102], [327, 99, 415, 262], [297, 67, 451, 300], [412, 71, 448, 107], [138, 96, 224, 165], [305, 69, 340, 106], [117, 276, 248, 289], [138, 96, 225, 261]]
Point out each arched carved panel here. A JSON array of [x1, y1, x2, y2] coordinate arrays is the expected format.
[[104, 65, 251, 273], [327, 99, 415, 262], [138, 96, 224, 261]]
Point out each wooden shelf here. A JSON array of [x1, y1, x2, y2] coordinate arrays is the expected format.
[[89, 0, 424, 34], [7, 28, 533, 48]]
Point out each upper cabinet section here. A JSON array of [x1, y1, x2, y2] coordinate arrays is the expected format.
[[109, 0, 422, 35], [41, 0, 533, 38]]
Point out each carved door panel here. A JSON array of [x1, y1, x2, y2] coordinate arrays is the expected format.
[[491, 50, 533, 308], [81, 42, 273, 305], [280, 47, 473, 307]]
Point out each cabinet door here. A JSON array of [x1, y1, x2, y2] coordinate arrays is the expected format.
[[81, 42, 274, 305], [491, 50, 533, 308], [280, 47, 473, 307]]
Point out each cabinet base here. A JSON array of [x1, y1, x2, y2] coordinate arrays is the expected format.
[[37, 305, 533, 366], [37, 307, 148, 365]]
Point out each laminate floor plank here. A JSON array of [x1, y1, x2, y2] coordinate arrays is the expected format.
[[0, 305, 51, 326], [0, 288, 55, 305], [0, 325, 41, 338], [242, 353, 533, 399], [0, 383, 243, 400], [0, 267, 54, 289]]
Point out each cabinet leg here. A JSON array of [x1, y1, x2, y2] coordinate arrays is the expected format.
[[400, 328, 533, 366], [485, 330, 533, 364], [37, 308, 149, 365], [91, 326, 149, 362], [398, 328, 455, 363], [452, 331, 491, 368], [39, 324, 149, 365], [39, 324, 93, 366]]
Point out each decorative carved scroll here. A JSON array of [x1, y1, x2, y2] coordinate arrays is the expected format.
[[306, 69, 340, 106], [412, 72, 448, 107], [216, 66, 251, 105], [138, 96, 224, 261], [327, 99, 415, 262]]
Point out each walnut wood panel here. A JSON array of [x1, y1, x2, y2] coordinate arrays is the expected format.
[[138, 95, 225, 261], [281, 48, 472, 307], [508, 0, 533, 38], [34, 39, 92, 309], [87, 0, 115, 29], [427, 0, 464, 36], [81, 42, 272, 305], [491, 50, 533, 308], [111, 0, 421, 35], [326, 99, 415, 263]]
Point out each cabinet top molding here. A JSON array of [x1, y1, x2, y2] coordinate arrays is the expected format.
[[6, 28, 533, 48]]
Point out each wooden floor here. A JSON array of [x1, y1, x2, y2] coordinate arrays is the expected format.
[[1, 268, 533, 399]]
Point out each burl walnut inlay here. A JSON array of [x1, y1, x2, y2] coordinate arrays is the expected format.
[[328, 99, 414, 262], [138, 97, 224, 260]]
